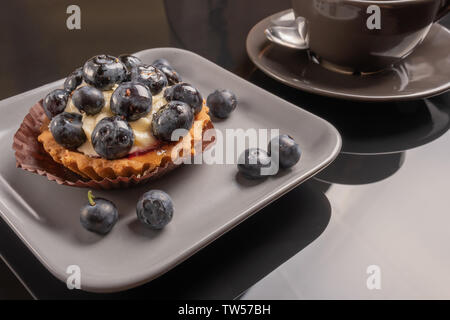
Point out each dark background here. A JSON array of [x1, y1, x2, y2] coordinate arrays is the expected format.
[[0, 0, 290, 100]]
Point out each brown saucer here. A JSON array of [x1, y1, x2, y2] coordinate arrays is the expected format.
[[246, 9, 450, 102]]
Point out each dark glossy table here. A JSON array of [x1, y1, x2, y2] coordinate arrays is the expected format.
[[0, 0, 449, 299]]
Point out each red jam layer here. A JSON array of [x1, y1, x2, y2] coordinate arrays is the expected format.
[[127, 142, 162, 159]]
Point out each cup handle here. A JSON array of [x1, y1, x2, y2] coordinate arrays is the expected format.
[[435, 0, 450, 22]]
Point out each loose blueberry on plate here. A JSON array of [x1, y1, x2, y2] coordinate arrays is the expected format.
[[63, 67, 83, 92], [152, 58, 171, 69], [80, 190, 118, 235], [82, 54, 127, 90], [43, 89, 70, 119], [72, 86, 105, 115], [131, 64, 168, 95], [207, 89, 237, 119], [151, 101, 194, 142], [237, 148, 272, 179], [110, 82, 152, 121], [268, 134, 301, 169], [91, 116, 134, 159], [156, 64, 182, 85], [136, 190, 174, 229], [164, 83, 203, 115], [119, 54, 142, 81], [49, 112, 86, 149]]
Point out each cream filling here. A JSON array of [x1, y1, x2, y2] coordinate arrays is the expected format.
[[64, 83, 167, 157]]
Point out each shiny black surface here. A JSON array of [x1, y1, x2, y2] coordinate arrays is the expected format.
[[0, 0, 449, 299]]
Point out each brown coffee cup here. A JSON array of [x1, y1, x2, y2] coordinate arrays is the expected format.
[[291, 0, 450, 74]]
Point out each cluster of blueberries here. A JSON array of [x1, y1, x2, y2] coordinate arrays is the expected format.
[[81, 189, 173, 234], [238, 134, 301, 179], [43, 54, 238, 160]]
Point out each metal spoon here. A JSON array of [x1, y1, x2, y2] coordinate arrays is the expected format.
[[264, 16, 309, 50]]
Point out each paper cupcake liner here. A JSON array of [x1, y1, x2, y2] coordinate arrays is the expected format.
[[13, 101, 214, 189]]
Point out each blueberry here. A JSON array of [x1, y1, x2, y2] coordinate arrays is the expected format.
[[110, 82, 152, 121], [49, 112, 86, 149], [119, 54, 142, 71], [152, 58, 171, 69], [131, 64, 168, 95], [43, 89, 70, 119], [164, 83, 203, 115], [136, 190, 173, 229], [72, 86, 105, 115], [63, 67, 83, 92], [119, 54, 142, 81], [268, 135, 301, 169], [156, 65, 182, 85], [80, 191, 118, 235], [151, 101, 194, 142], [82, 54, 127, 90], [207, 89, 237, 119], [237, 148, 272, 179], [91, 116, 134, 159]]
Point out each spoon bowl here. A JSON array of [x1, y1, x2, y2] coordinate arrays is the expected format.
[[264, 16, 308, 50]]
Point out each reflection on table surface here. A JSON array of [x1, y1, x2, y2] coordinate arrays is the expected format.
[[1, 0, 449, 299]]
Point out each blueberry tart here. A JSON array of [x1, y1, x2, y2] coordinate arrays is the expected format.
[[14, 54, 214, 188]]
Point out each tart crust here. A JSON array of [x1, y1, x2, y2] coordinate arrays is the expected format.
[[38, 102, 214, 181]]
